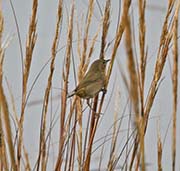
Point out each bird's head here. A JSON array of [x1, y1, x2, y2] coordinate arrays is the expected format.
[[98, 58, 110, 71], [87, 58, 110, 74]]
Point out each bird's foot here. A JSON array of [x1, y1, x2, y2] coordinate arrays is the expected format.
[[101, 88, 107, 94], [94, 112, 103, 118]]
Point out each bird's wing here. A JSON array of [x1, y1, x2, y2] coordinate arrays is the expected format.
[[85, 79, 104, 96], [76, 72, 100, 90]]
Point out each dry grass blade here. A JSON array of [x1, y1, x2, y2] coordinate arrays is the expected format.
[[157, 124, 162, 171], [76, 98, 83, 171], [138, 0, 146, 117], [0, 111, 9, 171], [23, 145, 31, 171], [0, 4, 3, 40], [17, 0, 38, 169], [23, 0, 38, 93], [0, 92, 16, 170], [35, 0, 63, 170], [5, 78, 19, 129], [138, 0, 146, 90], [73, 17, 84, 171], [76, 15, 83, 63], [83, 95, 99, 171], [100, 0, 110, 58], [64, 5, 76, 165], [107, 90, 120, 171], [0, 9, 17, 171], [171, 1, 179, 170], [55, 1, 74, 170], [125, 16, 139, 121], [83, 22, 101, 72], [67, 109, 76, 171], [0, 57, 17, 171]]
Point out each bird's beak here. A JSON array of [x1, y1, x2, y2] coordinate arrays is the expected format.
[[105, 59, 110, 63]]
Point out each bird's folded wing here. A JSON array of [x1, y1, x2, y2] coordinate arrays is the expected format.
[[76, 72, 101, 90]]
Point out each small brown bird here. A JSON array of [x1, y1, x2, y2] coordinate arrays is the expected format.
[[68, 58, 110, 99]]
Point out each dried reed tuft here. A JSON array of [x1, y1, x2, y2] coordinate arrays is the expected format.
[[138, 0, 146, 97], [17, 0, 38, 170], [144, 0, 176, 131], [55, 1, 73, 170], [171, 1, 179, 170], [0, 9, 17, 171]]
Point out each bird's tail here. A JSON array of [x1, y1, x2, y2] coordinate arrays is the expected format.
[[67, 90, 75, 98]]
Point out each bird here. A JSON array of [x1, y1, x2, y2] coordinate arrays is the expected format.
[[67, 58, 110, 99]]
